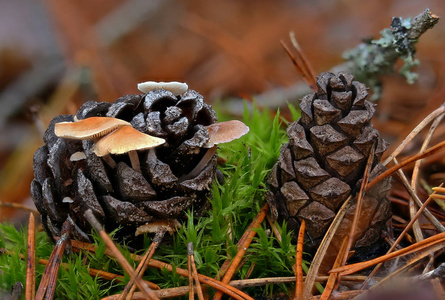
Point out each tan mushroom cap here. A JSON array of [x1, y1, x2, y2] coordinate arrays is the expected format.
[[55, 117, 131, 140], [204, 120, 250, 148], [93, 126, 166, 156], [135, 219, 181, 236]]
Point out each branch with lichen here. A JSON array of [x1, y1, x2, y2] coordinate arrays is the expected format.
[[343, 9, 439, 100]]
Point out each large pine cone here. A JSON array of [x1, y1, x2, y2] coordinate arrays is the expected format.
[[31, 89, 218, 245], [268, 72, 392, 252]]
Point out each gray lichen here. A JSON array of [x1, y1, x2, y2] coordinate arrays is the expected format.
[[343, 9, 439, 100]]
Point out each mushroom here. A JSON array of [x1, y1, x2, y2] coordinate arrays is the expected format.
[[137, 81, 188, 96], [55, 117, 165, 171], [181, 120, 249, 181], [69, 151, 87, 162], [93, 126, 165, 173], [55, 117, 131, 140], [135, 219, 181, 236], [55, 117, 132, 168]]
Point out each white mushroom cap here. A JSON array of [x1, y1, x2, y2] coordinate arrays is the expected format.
[[70, 151, 87, 162], [204, 120, 250, 148], [55, 117, 131, 140], [137, 81, 188, 96], [93, 126, 165, 156]]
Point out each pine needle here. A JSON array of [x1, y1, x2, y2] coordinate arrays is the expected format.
[[280, 36, 317, 92], [188, 245, 194, 300], [303, 197, 352, 299], [320, 236, 349, 300], [213, 203, 269, 300], [188, 242, 204, 300], [383, 104, 445, 166], [295, 220, 305, 300], [330, 231, 445, 276], [361, 184, 444, 288], [83, 210, 160, 300], [70, 239, 253, 300], [119, 229, 166, 300], [25, 213, 36, 300], [35, 220, 72, 300], [343, 146, 375, 267], [368, 139, 445, 191]]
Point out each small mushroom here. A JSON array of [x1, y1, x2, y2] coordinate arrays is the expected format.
[[181, 120, 249, 180], [55, 117, 131, 140], [55, 117, 132, 168], [93, 126, 165, 173], [70, 151, 86, 162], [135, 219, 181, 236], [137, 81, 188, 96]]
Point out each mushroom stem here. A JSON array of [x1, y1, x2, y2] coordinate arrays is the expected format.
[[102, 154, 116, 168], [129, 150, 141, 173], [180, 146, 217, 181]]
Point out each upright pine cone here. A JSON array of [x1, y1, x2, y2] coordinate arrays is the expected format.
[[31, 88, 220, 246], [268, 72, 392, 252]]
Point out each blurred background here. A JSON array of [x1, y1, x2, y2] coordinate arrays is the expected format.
[[0, 0, 444, 224]]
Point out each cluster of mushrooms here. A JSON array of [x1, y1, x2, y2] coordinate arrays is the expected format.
[[48, 81, 249, 238]]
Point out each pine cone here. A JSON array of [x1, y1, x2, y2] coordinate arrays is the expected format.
[[31, 88, 222, 246], [268, 72, 392, 252]]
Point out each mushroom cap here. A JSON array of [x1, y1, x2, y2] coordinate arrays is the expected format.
[[93, 126, 166, 156], [137, 81, 188, 96], [69, 151, 87, 162], [135, 219, 181, 236], [55, 117, 131, 140], [204, 120, 250, 148]]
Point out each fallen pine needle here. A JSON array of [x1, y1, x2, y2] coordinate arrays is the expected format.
[[35, 219, 72, 300], [188, 246, 194, 300], [330, 230, 445, 276], [368, 139, 445, 191], [120, 229, 166, 300], [188, 242, 204, 300], [320, 236, 349, 300], [25, 213, 36, 300], [303, 196, 352, 299], [83, 210, 159, 300], [295, 220, 305, 300], [70, 240, 253, 300], [383, 103, 445, 166], [362, 183, 444, 288], [343, 146, 374, 268], [213, 202, 269, 300]]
